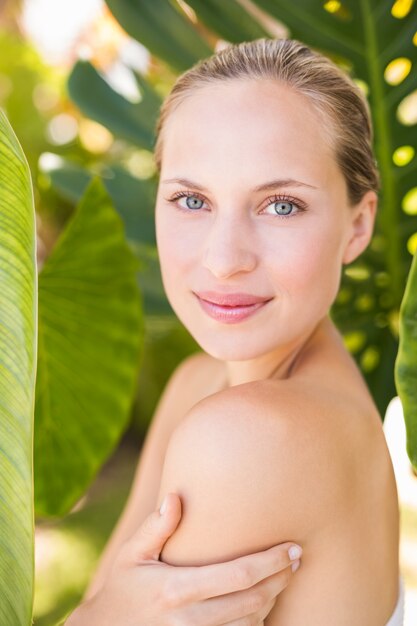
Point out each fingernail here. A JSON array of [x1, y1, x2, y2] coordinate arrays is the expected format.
[[288, 545, 302, 560], [159, 496, 168, 515], [291, 559, 301, 573]]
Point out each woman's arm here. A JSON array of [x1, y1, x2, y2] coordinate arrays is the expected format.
[[155, 379, 346, 624], [81, 350, 209, 602]]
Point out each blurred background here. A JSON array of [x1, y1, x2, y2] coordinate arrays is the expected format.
[[0, 0, 415, 623]]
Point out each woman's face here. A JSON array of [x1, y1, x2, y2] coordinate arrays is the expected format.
[[155, 79, 375, 361]]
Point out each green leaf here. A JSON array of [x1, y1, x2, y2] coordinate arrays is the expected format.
[[39, 157, 173, 317], [130, 241, 175, 317], [68, 60, 161, 151], [0, 109, 36, 624], [395, 249, 417, 470], [40, 155, 91, 201], [35, 177, 144, 517], [105, 0, 213, 71], [253, 0, 366, 63], [184, 0, 270, 42], [39, 156, 157, 246]]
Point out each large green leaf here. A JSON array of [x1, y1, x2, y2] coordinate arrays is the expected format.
[[39, 157, 173, 316], [39, 156, 157, 245], [68, 60, 162, 151], [0, 110, 36, 624], [35, 177, 144, 517], [105, 0, 213, 71], [395, 249, 417, 470]]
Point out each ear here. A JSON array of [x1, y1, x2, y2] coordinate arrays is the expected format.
[[342, 190, 378, 266]]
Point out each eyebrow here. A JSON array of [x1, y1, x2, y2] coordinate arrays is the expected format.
[[161, 177, 318, 191]]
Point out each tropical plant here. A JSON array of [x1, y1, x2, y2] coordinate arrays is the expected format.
[[0, 106, 146, 623], [35, 175, 145, 517], [44, 0, 417, 462], [0, 107, 36, 626], [1, 3, 417, 623]]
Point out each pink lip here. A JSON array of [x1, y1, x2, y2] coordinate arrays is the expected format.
[[195, 291, 272, 306], [193, 292, 273, 324]]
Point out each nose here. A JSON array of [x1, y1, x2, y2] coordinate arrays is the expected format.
[[202, 215, 257, 279]]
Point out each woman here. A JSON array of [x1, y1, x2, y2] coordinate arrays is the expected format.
[[67, 38, 403, 625]]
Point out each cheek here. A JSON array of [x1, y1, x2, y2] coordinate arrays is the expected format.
[[264, 223, 343, 295], [157, 221, 195, 269], [155, 209, 198, 293], [156, 203, 206, 254]]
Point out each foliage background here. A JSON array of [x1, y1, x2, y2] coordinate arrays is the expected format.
[[0, 0, 416, 623]]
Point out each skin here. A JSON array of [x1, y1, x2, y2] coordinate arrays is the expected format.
[[155, 78, 378, 387], [152, 78, 400, 624]]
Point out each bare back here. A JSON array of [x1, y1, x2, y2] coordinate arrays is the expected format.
[[168, 316, 400, 624]]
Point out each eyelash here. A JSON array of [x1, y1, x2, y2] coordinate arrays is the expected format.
[[164, 190, 308, 219]]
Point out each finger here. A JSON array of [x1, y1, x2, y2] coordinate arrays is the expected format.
[[208, 576, 287, 626], [173, 542, 302, 604], [124, 493, 182, 563], [178, 564, 293, 626]]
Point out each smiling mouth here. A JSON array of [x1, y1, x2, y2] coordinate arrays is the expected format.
[[194, 293, 273, 323]]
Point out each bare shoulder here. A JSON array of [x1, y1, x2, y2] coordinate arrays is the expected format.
[[176, 375, 374, 479], [156, 365, 399, 624], [157, 377, 357, 565]]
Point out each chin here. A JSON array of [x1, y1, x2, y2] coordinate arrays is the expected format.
[[183, 324, 277, 362]]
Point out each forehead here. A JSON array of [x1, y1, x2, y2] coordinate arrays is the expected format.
[[161, 79, 338, 188]]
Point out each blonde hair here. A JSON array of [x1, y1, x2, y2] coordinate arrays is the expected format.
[[153, 37, 380, 207]]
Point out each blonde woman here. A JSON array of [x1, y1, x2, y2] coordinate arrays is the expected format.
[[67, 38, 404, 625]]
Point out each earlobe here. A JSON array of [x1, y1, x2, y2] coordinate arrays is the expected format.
[[342, 191, 378, 266]]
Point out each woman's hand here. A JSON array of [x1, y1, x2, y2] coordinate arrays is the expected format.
[[65, 492, 302, 626]]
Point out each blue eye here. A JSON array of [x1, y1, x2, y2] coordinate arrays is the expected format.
[[262, 195, 307, 219], [184, 195, 205, 210], [167, 192, 207, 211], [269, 200, 294, 216], [266, 198, 302, 217]]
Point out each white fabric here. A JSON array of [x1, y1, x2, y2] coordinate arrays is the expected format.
[[385, 575, 405, 626]]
